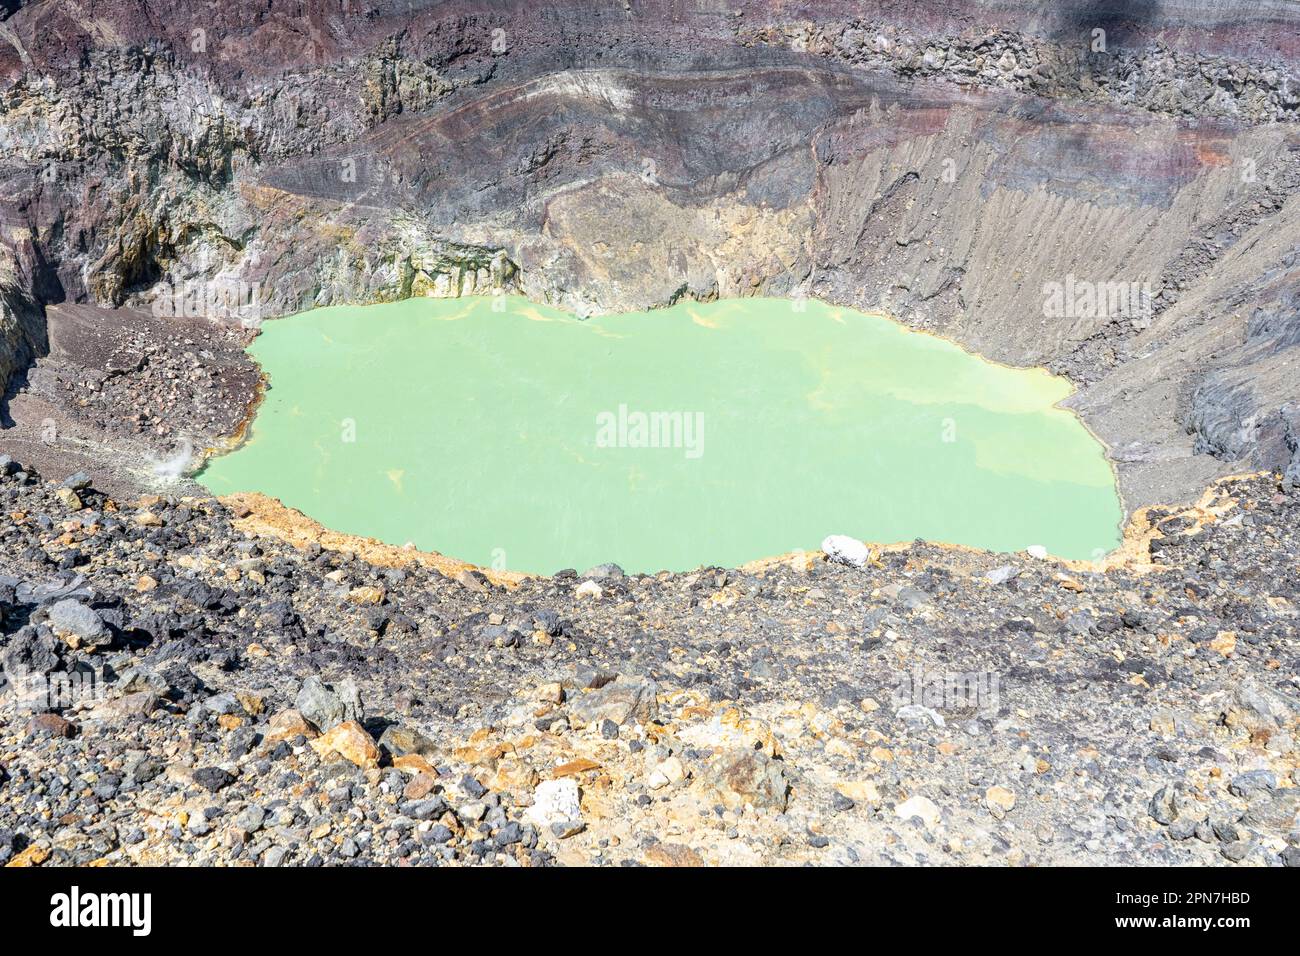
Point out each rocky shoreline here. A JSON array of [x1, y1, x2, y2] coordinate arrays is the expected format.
[[1, 457, 1296, 866]]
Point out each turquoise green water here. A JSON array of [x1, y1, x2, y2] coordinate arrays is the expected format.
[[198, 296, 1122, 574]]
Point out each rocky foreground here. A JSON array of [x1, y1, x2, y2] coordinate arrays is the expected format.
[[0, 456, 1296, 867]]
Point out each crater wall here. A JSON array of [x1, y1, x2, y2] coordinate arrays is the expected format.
[[1, 0, 1298, 510]]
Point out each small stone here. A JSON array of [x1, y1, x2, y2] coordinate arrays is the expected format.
[[378, 725, 437, 758], [295, 676, 363, 732], [643, 843, 703, 867], [822, 534, 871, 568], [266, 708, 319, 743], [895, 795, 941, 829], [568, 675, 658, 728], [895, 704, 946, 729], [1220, 840, 1252, 863], [535, 682, 564, 704], [1209, 631, 1237, 656], [984, 785, 1017, 814], [404, 772, 440, 801], [234, 806, 266, 833], [551, 758, 601, 778], [575, 580, 603, 600], [6, 844, 50, 867], [495, 822, 522, 846], [346, 585, 385, 605], [582, 562, 625, 579], [1169, 818, 1198, 841], [193, 767, 234, 793], [459, 802, 487, 822], [651, 756, 686, 788], [54, 488, 82, 510], [26, 713, 76, 738], [235, 691, 266, 716], [1149, 786, 1178, 826], [835, 780, 881, 807], [89, 692, 158, 723], [985, 565, 1017, 585], [456, 568, 488, 592]]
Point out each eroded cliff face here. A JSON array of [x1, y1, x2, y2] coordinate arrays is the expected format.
[[0, 0, 1299, 510]]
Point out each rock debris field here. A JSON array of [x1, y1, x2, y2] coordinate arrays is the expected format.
[[0, 455, 1297, 867]]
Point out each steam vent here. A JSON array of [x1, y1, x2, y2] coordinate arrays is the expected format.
[[0, 0, 1298, 895]]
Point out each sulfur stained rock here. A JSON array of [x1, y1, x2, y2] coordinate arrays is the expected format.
[[266, 708, 319, 743], [698, 748, 788, 811], [643, 843, 704, 867], [311, 721, 380, 769], [346, 585, 385, 605]]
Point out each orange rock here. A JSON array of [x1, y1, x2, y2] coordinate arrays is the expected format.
[[643, 843, 704, 867], [311, 720, 379, 769], [1210, 631, 1237, 656], [236, 691, 266, 716], [393, 754, 436, 775], [217, 714, 244, 731], [490, 757, 539, 791], [404, 772, 440, 800], [347, 585, 385, 605], [5, 844, 50, 867], [551, 758, 601, 778], [266, 708, 319, 743]]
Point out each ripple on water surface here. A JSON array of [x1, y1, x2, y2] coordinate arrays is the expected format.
[[198, 296, 1122, 574]]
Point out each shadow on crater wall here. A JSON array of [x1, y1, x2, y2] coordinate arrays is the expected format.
[[1048, 0, 1164, 47]]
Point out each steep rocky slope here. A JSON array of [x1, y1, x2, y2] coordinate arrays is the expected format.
[[0, 459, 1296, 866]]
